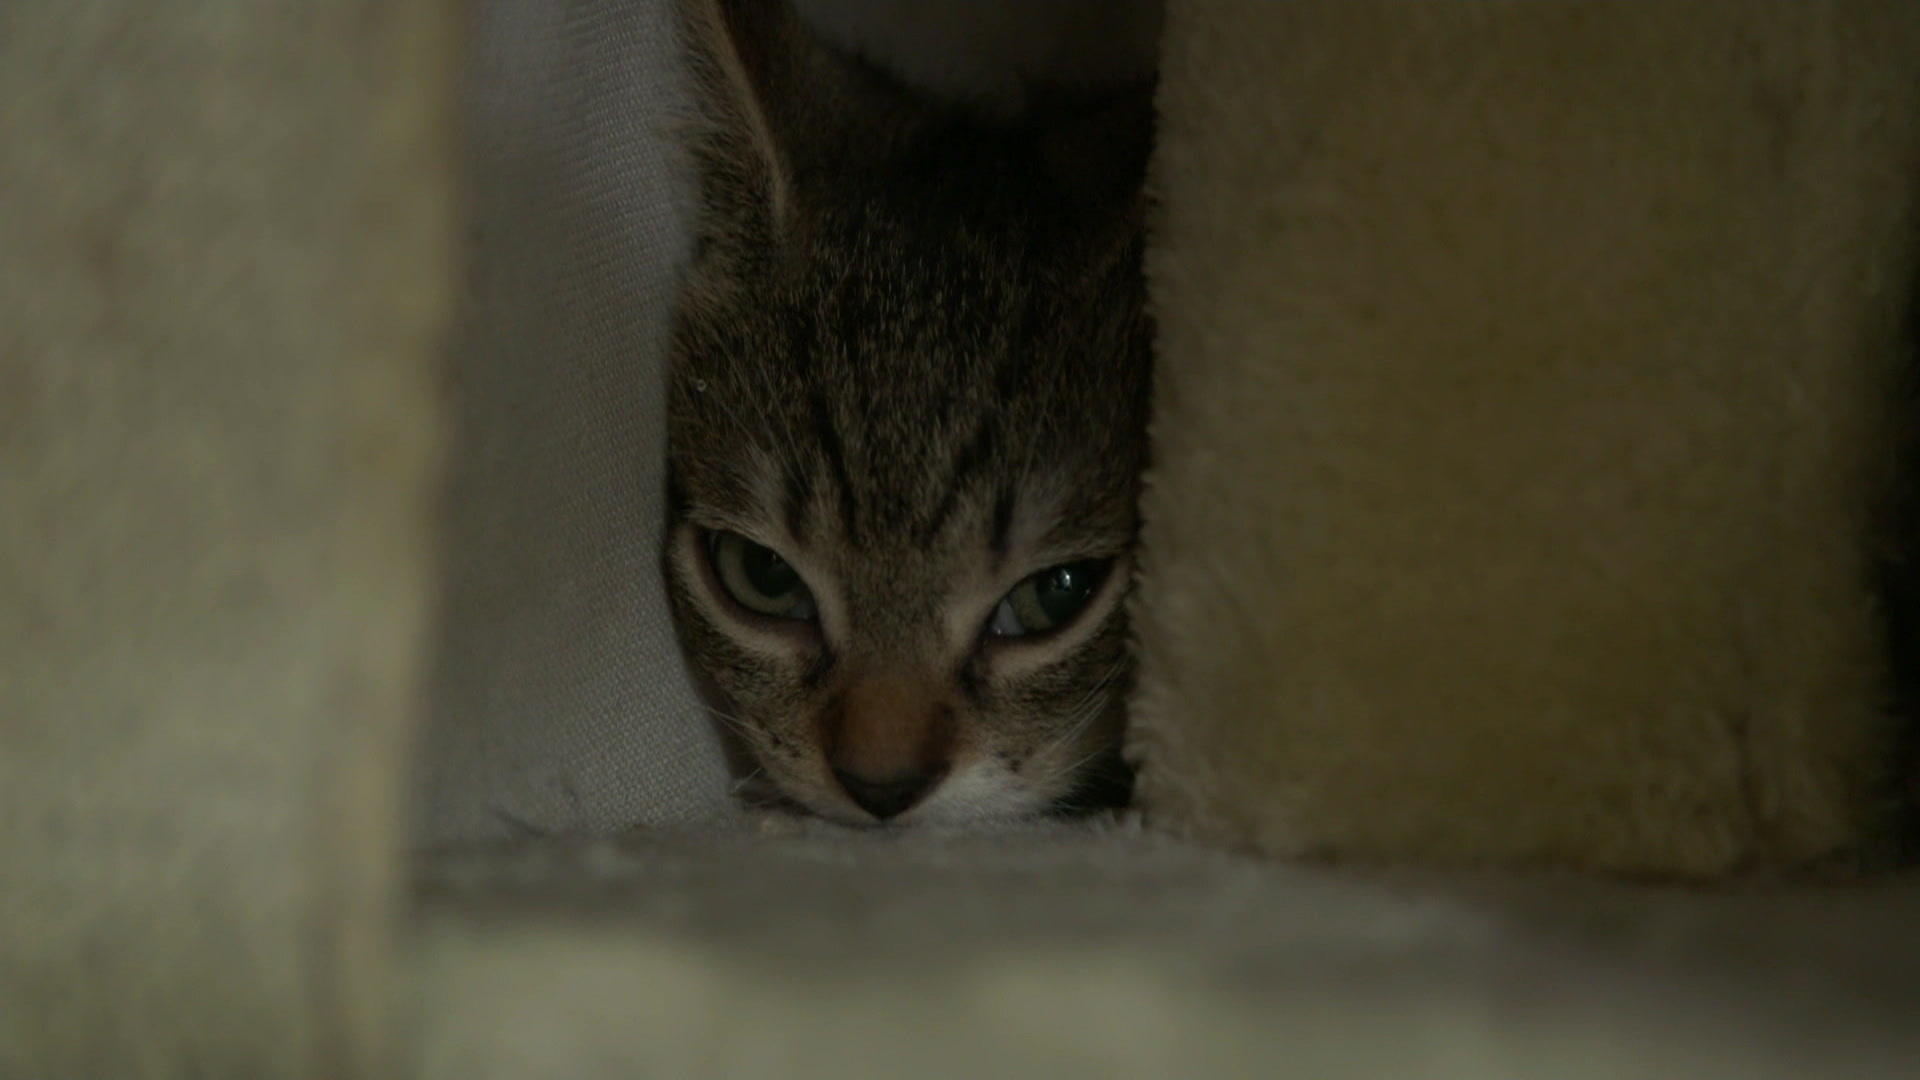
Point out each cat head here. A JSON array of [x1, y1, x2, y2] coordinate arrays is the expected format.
[[664, 0, 1153, 824]]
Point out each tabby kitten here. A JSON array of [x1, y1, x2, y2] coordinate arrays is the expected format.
[[664, 0, 1153, 825]]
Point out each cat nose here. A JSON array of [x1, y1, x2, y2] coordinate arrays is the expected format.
[[823, 677, 955, 820], [832, 764, 945, 820]]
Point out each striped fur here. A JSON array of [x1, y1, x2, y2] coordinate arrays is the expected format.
[[663, 0, 1153, 823]]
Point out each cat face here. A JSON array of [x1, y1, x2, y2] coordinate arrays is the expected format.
[[664, 0, 1152, 824]]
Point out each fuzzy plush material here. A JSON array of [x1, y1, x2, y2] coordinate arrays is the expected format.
[[412, 821, 1920, 1079], [0, 1, 457, 1075], [1133, 0, 1920, 875]]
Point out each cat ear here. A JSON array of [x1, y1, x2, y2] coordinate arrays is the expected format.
[[680, 0, 1154, 244], [679, 0, 801, 232], [681, 0, 909, 238]]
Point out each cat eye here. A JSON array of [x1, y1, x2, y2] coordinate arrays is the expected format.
[[707, 531, 818, 621], [987, 559, 1113, 639]]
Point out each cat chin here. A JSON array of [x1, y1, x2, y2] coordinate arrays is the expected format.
[[764, 759, 1065, 828], [898, 763, 1058, 826]]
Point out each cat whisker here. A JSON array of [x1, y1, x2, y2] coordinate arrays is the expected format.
[[705, 705, 778, 761], [729, 764, 768, 795], [704, 703, 754, 736], [1035, 657, 1129, 755], [1049, 732, 1125, 787], [994, 656, 1128, 806]]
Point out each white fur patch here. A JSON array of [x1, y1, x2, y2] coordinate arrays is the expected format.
[[906, 759, 1049, 825]]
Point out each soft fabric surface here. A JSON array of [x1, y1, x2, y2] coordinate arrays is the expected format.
[[412, 823, 1920, 1078], [1133, 0, 1920, 875], [0, 1, 457, 1075], [412, 0, 735, 847]]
